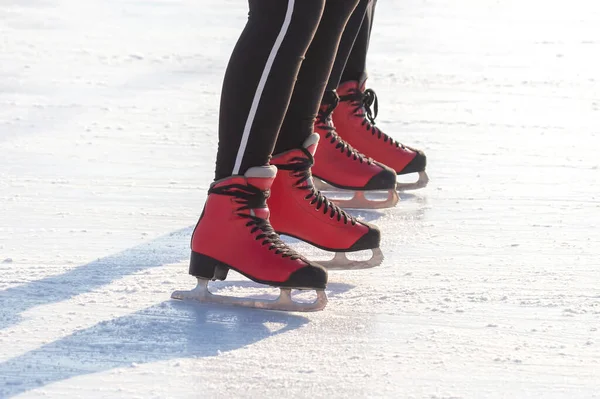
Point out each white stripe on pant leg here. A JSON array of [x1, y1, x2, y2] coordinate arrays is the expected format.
[[232, 0, 296, 175]]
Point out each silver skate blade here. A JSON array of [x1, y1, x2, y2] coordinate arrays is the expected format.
[[396, 171, 429, 191], [331, 190, 399, 209], [312, 178, 399, 209], [318, 247, 384, 270], [171, 279, 327, 312]]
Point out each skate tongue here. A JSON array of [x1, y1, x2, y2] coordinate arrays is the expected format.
[[245, 165, 277, 191], [271, 137, 317, 166], [250, 207, 270, 220], [300, 135, 319, 189], [302, 133, 320, 156], [243, 166, 275, 220]]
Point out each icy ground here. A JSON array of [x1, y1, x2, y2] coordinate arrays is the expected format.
[[1, 0, 599, 397]]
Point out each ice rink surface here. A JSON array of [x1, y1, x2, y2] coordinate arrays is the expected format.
[[1, 0, 599, 397]]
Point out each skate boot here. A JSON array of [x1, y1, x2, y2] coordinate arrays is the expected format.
[[311, 91, 399, 209], [269, 133, 384, 270], [171, 165, 328, 312], [332, 80, 429, 191]]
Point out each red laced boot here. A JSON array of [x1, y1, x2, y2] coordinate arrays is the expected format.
[[269, 134, 383, 270], [171, 165, 327, 311], [311, 91, 399, 209], [333, 80, 429, 190]]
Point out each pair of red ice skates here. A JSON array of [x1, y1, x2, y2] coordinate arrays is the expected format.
[[172, 81, 428, 312], [312, 80, 428, 209]]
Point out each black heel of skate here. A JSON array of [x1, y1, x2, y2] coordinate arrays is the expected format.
[[189, 251, 229, 281]]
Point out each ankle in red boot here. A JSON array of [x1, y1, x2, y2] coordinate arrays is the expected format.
[[311, 91, 399, 209], [333, 81, 429, 191], [270, 134, 384, 270], [172, 165, 327, 312]]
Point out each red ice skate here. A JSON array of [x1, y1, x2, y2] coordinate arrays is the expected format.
[[311, 91, 399, 209], [171, 165, 327, 312], [332, 80, 429, 191], [269, 134, 383, 270]]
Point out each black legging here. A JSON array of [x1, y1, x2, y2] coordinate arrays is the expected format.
[[215, 0, 359, 180], [338, 0, 376, 86], [273, 0, 376, 154]]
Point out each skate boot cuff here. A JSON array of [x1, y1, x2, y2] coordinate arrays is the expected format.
[[245, 165, 277, 179]]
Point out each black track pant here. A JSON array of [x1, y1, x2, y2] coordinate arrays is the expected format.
[[335, 0, 377, 87], [275, 0, 377, 154], [215, 0, 359, 180]]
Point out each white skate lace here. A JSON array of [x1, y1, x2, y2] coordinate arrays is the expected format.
[[209, 184, 303, 259]]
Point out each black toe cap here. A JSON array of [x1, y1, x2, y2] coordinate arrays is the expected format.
[[399, 149, 427, 175], [348, 222, 381, 251], [285, 264, 328, 289], [364, 163, 397, 190]]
